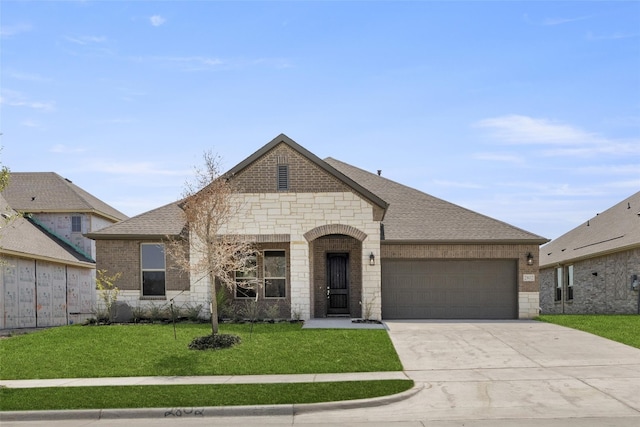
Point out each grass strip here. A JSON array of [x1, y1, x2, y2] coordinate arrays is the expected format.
[[0, 323, 402, 379], [537, 314, 640, 349], [0, 380, 414, 411]]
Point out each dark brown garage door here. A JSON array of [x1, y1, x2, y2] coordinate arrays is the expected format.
[[382, 259, 517, 319]]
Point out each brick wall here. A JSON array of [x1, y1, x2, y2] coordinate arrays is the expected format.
[[233, 143, 348, 193], [95, 239, 190, 294], [540, 247, 640, 314]]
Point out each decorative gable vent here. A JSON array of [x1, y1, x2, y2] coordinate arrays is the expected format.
[[277, 165, 289, 191]]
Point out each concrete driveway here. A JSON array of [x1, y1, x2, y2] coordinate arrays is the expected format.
[[4, 320, 640, 427], [295, 319, 640, 425]]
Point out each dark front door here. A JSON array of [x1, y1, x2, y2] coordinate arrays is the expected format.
[[327, 253, 349, 315]]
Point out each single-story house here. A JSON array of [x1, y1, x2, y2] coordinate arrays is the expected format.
[[0, 173, 128, 329], [88, 134, 548, 320], [539, 191, 640, 314]]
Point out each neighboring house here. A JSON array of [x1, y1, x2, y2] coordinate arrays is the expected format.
[[539, 191, 640, 314], [0, 173, 128, 329], [88, 134, 548, 321], [1, 172, 128, 261]]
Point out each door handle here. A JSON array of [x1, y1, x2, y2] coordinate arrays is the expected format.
[[327, 287, 330, 299]]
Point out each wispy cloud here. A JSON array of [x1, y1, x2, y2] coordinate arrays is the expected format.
[[132, 55, 291, 72], [0, 23, 32, 37], [432, 179, 484, 189], [150, 15, 166, 27], [474, 114, 640, 157], [64, 35, 107, 45], [475, 115, 593, 144], [20, 120, 42, 129], [50, 145, 87, 154], [473, 153, 524, 164], [7, 71, 50, 82], [543, 16, 590, 26], [88, 161, 191, 177], [0, 90, 55, 112], [587, 31, 640, 41]]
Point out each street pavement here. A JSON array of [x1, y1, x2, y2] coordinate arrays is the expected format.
[[2, 320, 640, 426]]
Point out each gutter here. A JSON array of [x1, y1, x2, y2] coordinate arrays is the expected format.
[[0, 249, 95, 269]]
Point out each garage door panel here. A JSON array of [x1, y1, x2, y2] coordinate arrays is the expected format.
[[382, 259, 517, 319]]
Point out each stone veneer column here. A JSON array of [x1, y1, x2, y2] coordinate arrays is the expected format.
[[518, 292, 539, 318]]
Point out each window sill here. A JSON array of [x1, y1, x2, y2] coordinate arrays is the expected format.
[[140, 296, 167, 300]]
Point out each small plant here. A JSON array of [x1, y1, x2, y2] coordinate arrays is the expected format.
[[95, 270, 122, 323], [130, 304, 146, 323], [188, 334, 241, 351], [239, 300, 261, 322], [183, 303, 204, 322], [360, 297, 375, 321], [291, 304, 302, 322], [262, 303, 281, 322], [147, 302, 167, 322]]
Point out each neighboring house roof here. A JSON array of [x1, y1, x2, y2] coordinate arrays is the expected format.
[[325, 158, 548, 244], [86, 201, 185, 240], [540, 190, 640, 268], [88, 135, 547, 244], [1, 172, 129, 222], [0, 195, 95, 268]]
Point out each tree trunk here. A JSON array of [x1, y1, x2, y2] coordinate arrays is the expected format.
[[209, 272, 219, 335]]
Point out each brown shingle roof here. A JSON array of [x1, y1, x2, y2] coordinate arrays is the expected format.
[[86, 201, 185, 239], [0, 195, 94, 267], [1, 172, 128, 222], [540, 190, 640, 267], [87, 137, 547, 244], [325, 158, 548, 243]]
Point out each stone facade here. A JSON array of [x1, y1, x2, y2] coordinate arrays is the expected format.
[[381, 243, 542, 319], [540, 247, 640, 314]]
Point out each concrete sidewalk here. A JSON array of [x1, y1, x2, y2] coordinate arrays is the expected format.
[[0, 371, 409, 389]]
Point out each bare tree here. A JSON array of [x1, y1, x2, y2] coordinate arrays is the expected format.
[[167, 151, 256, 336]]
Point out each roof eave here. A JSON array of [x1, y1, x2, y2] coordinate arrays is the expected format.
[[85, 233, 182, 240], [0, 249, 95, 269], [540, 241, 640, 268], [15, 208, 124, 223], [383, 238, 550, 245]]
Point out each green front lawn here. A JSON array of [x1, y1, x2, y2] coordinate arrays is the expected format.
[[0, 322, 402, 379], [537, 314, 640, 349], [0, 380, 414, 411]]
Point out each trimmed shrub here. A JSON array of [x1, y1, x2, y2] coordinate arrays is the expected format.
[[188, 334, 241, 351]]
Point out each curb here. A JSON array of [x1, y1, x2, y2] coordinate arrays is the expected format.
[[0, 383, 422, 422]]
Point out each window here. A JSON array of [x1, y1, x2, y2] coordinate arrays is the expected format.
[[566, 265, 574, 301], [277, 165, 289, 191], [555, 267, 563, 302], [235, 255, 257, 299], [264, 250, 286, 298], [141, 244, 165, 297], [71, 216, 82, 233]]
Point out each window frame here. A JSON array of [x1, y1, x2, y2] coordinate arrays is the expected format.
[[71, 215, 82, 233], [566, 265, 574, 301], [555, 266, 563, 302], [140, 243, 166, 298], [263, 250, 286, 299], [234, 254, 258, 299]]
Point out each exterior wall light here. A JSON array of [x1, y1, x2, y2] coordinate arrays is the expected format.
[[369, 252, 375, 266], [526, 252, 534, 266]]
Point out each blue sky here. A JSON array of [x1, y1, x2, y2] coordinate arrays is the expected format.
[[1, 0, 639, 240]]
